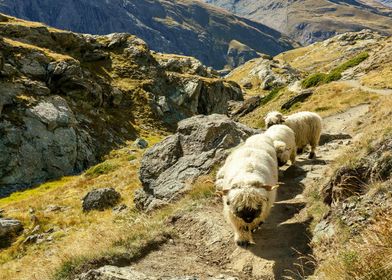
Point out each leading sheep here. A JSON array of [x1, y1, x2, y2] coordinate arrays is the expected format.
[[265, 111, 322, 159], [216, 134, 278, 247]]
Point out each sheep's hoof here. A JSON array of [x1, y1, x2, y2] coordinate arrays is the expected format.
[[236, 240, 251, 248], [309, 152, 316, 159], [297, 148, 303, 154]]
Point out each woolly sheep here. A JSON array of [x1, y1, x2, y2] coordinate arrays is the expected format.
[[216, 135, 278, 247], [265, 111, 322, 159], [264, 124, 296, 166]]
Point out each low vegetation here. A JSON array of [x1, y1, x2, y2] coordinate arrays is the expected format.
[[302, 52, 369, 88]]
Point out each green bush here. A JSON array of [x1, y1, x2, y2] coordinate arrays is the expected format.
[[324, 70, 342, 83], [302, 52, 369, 88], [302, 73, 328, 88], [85, 161, 118, 177]]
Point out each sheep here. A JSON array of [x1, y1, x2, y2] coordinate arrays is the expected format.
[[216, 134, 276, 191], [265, 111, 322, 159], [264, 124, 296, 166], [216, 135, 278, 247]]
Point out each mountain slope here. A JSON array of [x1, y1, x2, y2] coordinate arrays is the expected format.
[[0, 13, 246, 196], [0, 0, 295, 69], [203, 0, 392, 45]]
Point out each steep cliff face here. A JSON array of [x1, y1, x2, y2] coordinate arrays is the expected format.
[[0, 13, 243, 196], [0, 0, 295, 69], [203, 0, 392, 45]]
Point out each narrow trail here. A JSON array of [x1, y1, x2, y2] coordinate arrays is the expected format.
[[339, 80, 392, 95], [119, 105, 370, 280]]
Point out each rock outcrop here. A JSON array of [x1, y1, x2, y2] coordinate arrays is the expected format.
[[135, 114, 258, 211], [226, 55, 301, 91], [0, 218, 23, 248], [322, 135, 392, 205], [0, 14, 243, 197]]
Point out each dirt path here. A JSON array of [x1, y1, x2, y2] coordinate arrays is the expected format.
[[339, 80, 392, 95], [102, 105, 370, 280]]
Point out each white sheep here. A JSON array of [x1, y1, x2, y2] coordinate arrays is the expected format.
[[216, 135, 278, 247], [264, 124, 296, 166], [265, 111, 322, 159]]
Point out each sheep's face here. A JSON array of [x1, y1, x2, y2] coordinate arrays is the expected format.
[[265, 111, 285, 128], [226, 187, 267, 224], [274, 140, 290, 166]]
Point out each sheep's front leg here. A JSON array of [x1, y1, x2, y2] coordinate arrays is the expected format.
[[290, 149, 297, 165]]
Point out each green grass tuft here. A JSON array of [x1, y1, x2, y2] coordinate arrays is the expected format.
[[84, 161, 119, 178]]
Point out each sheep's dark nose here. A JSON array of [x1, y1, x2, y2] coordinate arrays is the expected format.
[[278, 159, 287, 167]]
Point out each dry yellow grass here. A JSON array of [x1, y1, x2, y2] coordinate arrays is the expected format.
[[361, 67, 392, 89], [313, 209, 392, 280], [3, 38, 73, 61], [0, 138, 215, 280], [276, 42, 344, 73]]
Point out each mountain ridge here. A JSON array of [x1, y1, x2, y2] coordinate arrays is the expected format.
[[203, 0, 392, 44], [0, 0, 295, 69]]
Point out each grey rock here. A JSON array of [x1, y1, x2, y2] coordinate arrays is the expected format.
[[76, 266, 154, 280], [111, 87, 123, 106], [229, 95, 262, 119], [82, 49, 109, 62], [27, 96, 76, 131], [82, 188, 121, 212], [135, 114, 257, 211], [313, 220, 335, 243], [0, 218, 23, 248], [281, 90, 313, 110], [134, 138, 148, 149], [19, 52, 48, 78]]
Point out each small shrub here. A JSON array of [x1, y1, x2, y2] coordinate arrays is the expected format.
[[302, 73, 328, 88], [85, 161, 118, 177]]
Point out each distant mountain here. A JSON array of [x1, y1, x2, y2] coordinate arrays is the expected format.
[[203, 0, 392, 45], [376, 0, 392, 7], [0, 0, 295, 69]]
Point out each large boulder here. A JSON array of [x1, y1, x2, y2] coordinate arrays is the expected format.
[[82, 188, 121, 212], [0, 218, 23, 248], [134, 114, 257, 211]]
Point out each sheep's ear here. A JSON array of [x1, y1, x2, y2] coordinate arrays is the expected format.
[[253, 182, 279, 191]]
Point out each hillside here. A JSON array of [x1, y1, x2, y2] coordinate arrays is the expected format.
[[0, 13, 245, 196], [0, 0, 295, 69], [203, 0, 392, 45]]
